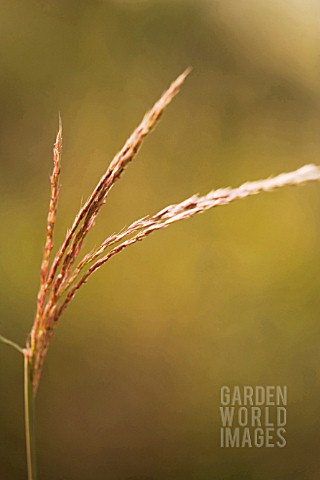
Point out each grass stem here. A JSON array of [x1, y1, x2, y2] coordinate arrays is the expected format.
[[24, 352, 37, 480]]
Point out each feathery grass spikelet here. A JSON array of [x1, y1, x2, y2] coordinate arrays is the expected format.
[[56, 163, 320, 318], [30, 119, 62, 354], [27, 70, 320, 394], [30, 69, 191, 391]]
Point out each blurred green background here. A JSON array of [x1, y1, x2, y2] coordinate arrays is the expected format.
[[1, 0, 320, 478]]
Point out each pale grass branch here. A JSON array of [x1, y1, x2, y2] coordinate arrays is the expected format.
[[27, 162, 320, 392], [62, 163, 320, 294], [44, 68, 191, 306], [0, 334, 24, 354]]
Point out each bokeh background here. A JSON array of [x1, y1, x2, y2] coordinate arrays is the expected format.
[[1, 0, 320, 478]]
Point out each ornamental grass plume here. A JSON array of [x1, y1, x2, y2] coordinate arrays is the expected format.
[[1, 69, 320, 480]]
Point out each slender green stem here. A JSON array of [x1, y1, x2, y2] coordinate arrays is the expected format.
[[0, 334, 24, 354], [24, 353, 37, 480]]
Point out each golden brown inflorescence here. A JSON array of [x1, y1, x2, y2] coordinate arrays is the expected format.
[[27, 70, 320, 395]]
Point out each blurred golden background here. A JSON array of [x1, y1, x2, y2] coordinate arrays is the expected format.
[[1, 0, 320, 478]]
